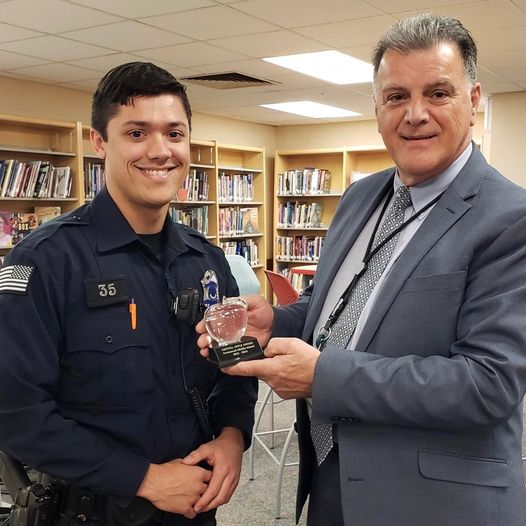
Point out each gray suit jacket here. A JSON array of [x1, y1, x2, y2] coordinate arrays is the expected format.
[[273, 146, 526, 526]]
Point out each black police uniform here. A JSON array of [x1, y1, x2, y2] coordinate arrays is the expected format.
[[0, 188, 257, 524]]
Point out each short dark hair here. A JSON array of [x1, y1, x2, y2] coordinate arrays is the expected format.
[[91, 61, 192, 141], [372, 14, 478, 86]]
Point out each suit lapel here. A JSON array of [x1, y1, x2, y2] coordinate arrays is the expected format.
[[354, 146, 486, 352]]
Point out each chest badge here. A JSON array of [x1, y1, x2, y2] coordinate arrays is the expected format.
[[201, 270, 219, 308]]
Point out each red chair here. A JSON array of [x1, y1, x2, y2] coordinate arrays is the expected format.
[[263, 270, 299, 305]]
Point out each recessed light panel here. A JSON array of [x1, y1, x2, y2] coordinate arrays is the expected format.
[[261, 101, 361, 118], [263, 50, 373, 85]]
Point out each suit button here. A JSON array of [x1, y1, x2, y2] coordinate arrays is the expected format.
[[105, 335, 113, 344]]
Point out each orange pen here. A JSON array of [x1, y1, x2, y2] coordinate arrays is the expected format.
[[129, 298, 137, 330]]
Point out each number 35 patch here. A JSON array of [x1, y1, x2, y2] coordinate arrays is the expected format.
[[84, 276, 128, 308]]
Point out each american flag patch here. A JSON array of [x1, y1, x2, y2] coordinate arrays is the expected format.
[[0, 265, 35, 295]]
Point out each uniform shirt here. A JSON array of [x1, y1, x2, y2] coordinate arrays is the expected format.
[[0, 187, 257, 500]]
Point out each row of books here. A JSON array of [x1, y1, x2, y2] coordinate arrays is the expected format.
[[220, 239, 259, 267], [275, 235, 325, 262], [0, 206, 62, 248], [177, 169, 209, 202], [277, 168, 331, 196], [84, 163, 106, 199], [218, 172, 254, 202], [278, 267, 313, 294], [277, 201, 323, 228], [219, 206, 259, 236], [170, 206, 208, 235], [0, 160, 72, 199]]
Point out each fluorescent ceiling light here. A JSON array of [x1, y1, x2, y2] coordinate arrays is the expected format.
[[261, 101, 361, 119], [263, 50, 373, 85]]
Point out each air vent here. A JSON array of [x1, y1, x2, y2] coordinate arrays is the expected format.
[[181, 72, 277, 90]]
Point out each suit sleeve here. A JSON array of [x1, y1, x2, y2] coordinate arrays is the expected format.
[[312, 208, 526, 431], [0, 245, 149, 498]]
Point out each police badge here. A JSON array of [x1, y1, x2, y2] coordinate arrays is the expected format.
[[201, 270, 219, 308]]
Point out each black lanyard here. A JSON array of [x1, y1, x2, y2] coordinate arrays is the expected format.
[[315, 188, 444, 351]]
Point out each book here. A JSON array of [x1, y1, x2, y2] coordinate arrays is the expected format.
[[34, 206, 62, 225], [53, 167, 72, 198], [10, 212, 38, 245], [240, 207, 259, 234], [0, 210, 13, 248], [308, 202, 323, 228]]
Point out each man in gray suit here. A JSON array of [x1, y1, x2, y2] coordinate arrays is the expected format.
[[197, 14, 526, 526]]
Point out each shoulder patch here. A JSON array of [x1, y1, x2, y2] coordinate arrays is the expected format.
[[0, 264, 35, 295]]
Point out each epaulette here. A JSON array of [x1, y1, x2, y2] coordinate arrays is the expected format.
[[14, 204, 91, 250]]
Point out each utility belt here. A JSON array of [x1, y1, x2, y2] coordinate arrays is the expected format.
[[54, 485, 162, 526]]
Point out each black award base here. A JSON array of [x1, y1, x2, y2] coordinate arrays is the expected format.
[[208, 336, 264, 367]]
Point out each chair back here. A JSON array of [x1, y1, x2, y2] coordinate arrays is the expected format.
[[225, 255, 261, 295], [264, 270, 299, 305]]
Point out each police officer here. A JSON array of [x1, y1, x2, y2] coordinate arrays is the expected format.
[[0, 62, 257, 525]]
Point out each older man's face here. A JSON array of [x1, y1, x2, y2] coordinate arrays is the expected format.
[[374, 42, 481, 186]]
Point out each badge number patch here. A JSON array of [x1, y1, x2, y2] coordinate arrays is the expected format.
[[0, 264, 35, 295], [84, 276, 128, 308]]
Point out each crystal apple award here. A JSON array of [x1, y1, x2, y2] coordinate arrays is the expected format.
[[204, 297, 263, 367]]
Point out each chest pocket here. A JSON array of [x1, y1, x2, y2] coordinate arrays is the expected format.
[[60, 310, 153, 411]]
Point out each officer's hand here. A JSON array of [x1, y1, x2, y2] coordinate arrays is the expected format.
[[222, 337, 319, 399], [196, 294, 274, 359], [136, 459, 211, 518], [181, 427, 244, 513]]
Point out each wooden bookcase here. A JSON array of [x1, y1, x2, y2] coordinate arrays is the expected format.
[[274, 146, 393, 292], [216, 144, 266, 294], [0, 114, 83, 260]]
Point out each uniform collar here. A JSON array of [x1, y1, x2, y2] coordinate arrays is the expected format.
[[89, 187, 208, 255]]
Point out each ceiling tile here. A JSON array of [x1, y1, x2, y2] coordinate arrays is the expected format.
[[365, 0, 480, 14], [476, 26, 526, 53], [481, 48, 526, 69], [491, 67, 526, 82], [8, 62, 101, 82], [58, 78, 99, 91], [294, 15, 397, 49], [209, 30, 327, 58], [0, 22, 43, 43], [408, 0, 526, 30], [0, 50, 49, 70], [0, 36, 113, 61], [135, 42, 247, 67], [143, 5, 279, 39], [0, 0, 122, 33], [66, 53, 149, 72], [233, 0, 381, 27], [69, 0, 216, 17], [63, 21, 190, 52]]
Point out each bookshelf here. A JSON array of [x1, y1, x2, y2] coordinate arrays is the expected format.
[[0, 114, 83, 258], [274, 146, 393, 293], [216, 144, 266, 294], [171, 139, 217, 240]]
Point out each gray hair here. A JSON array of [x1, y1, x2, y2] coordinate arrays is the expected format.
[[372, 14, 478, 85]]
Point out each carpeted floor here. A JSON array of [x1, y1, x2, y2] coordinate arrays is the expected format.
[[217, 383, 306, 526]]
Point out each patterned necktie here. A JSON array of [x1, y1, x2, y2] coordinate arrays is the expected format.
[[311, 186, 412, 465]]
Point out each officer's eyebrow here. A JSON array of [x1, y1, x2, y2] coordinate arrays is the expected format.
[[120, 120, 189, 130]]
